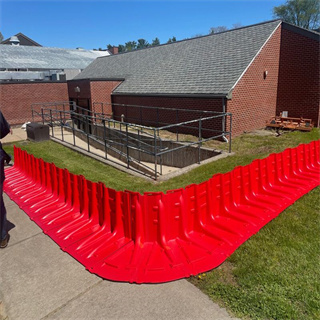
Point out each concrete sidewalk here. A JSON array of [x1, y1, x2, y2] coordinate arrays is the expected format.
[[1, 127, 27, 144], [0, 126, 239, 320], [0, 194, 240, 320]]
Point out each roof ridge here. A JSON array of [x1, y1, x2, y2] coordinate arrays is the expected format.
[[97, 19, 282, 60], [281, 21, 320, 41], [75, 19, 283, 96], [0, 44, 106, 53], [1, 32, 42, 46]]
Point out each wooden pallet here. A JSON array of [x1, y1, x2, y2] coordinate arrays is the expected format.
[[266, 115, 314, 132]]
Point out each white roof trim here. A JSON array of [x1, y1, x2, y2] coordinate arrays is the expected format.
[[228, 21, 282, 97]]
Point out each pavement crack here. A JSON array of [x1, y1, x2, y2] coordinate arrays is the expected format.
[[40, 280, 104, 320]]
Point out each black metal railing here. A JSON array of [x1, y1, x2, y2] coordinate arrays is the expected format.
[[32, 102, 232, 180]]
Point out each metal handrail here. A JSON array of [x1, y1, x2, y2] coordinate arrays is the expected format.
[[33, 102, 232, 179]]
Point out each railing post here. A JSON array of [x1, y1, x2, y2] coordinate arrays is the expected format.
[[108, 119, 111, 141], [50, 109, 54, 137], [229, 114, 232, 153], [31, 105, 34, 122], [138, 130, 141, 162], [159, 129, 162, 176], [126, 123, 129, 168], [72, 115, 76, 146], [198, 118, 202, 164], [222, 97, 226, 134], [60, 111, 64, 141], [41, 108, 44, 125], [86, 115, 90, 152], [154, 128, 157, 180], [103, 119, 108, 159], [176, 109, 179, 141], [63, 104, 67, 124]]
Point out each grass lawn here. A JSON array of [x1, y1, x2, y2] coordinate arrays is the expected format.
[[190, 186, 320, 320], [3, 128, 320, 319]]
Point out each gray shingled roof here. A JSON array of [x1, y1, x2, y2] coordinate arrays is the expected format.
[[0, 45, 109, 70], [75, 20, 281, 96]]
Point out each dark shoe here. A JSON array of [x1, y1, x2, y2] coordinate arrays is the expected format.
[[0, 234, 9, 248], [5, 154, 11, 165]]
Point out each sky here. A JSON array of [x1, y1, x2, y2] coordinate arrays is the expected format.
[[0, 0, 284, 50]]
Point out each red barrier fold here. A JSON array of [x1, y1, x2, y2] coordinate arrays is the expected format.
[[4, 141, 320, 283]]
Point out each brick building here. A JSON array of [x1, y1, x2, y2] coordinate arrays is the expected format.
[[1, 20, 318, 135], [0, 82, 69, 125], [69, 20, 319, 136], [0, 42, 110, 124]]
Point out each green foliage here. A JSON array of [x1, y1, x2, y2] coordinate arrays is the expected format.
[[118, 44, 125, 53], [151, 37, 160, 46], [3, 141, 151, 192], [3, 128, 319, 193], [167, 36, 177, 43], [273, 0, 320, 29], [0, 31, 3, 42], [106, 35, 165, 54], [137, 38, 149, 49], [124, 41, 137, 52]]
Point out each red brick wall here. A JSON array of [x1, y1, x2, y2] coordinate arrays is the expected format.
[[68, 80, 122, 116], [66, 23, 319, 137], [227, 25, 281, 136], [111, 95, 224, 112], [111, 95, 225, 136], [0, 82, 68, 125], [90, 81, 122, 115], [112, 25, 283, 137], [276, 27, 320, 126]]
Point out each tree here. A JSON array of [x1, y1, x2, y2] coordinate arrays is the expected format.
[[151, 37, 160, 46], [118, 44, 125, 53], [273, 0, 319, 30], [232, 23, 242, 29], [209, 26, 228, 34], [167, 36, 177, 43], [125, 41, 137, 52], [137, 38, 149, 49], [0, 31, 3, 42]]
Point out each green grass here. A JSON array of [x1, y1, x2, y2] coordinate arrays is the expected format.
[[3, 128, 320, 319], [190, 187, 320, 320], [3, 128, 319, 193], [3, 140, 152, 192]]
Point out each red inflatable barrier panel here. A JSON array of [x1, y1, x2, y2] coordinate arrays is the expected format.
[[4, 141, 320, 283]]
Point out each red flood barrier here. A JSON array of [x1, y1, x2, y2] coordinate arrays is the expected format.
[[4, 141, 320, 283]]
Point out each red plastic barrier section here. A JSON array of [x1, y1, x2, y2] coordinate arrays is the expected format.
[[4, 141, 320, 283]]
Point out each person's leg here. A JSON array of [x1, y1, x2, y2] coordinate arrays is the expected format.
[[0, 183, 8, 242]]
